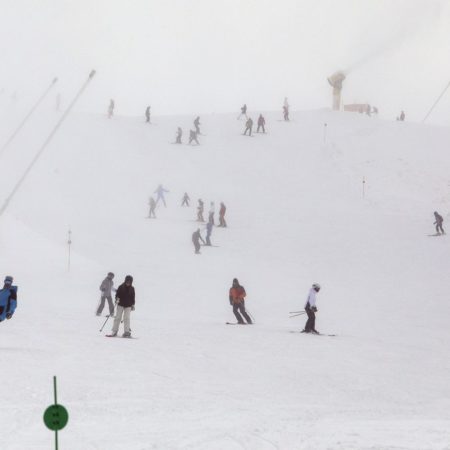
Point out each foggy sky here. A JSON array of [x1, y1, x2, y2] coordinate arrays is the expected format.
[[1, 0, 450, 123]]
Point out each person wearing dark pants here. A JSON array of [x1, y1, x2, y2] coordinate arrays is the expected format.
[[303, 283, 320, 334], [97, 272, 115, 316], [433, 211, 445, 234], [192, 228, 205, 254], [229, 278, 252, 324]]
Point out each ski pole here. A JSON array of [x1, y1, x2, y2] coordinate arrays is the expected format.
[[0, 70, 96, 218], [0, 77, 58, 157], [289, 311, 305, 314], [99, 315, 111, 332], [289, 312, 306, 318]]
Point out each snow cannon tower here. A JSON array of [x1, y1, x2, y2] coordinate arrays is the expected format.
[[327, 71, 346, 111]]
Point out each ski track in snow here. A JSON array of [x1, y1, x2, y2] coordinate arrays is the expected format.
[[1, 108, 450, 449]]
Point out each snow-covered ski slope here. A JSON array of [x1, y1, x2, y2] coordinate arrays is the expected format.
[[1, 107, 450, 449]]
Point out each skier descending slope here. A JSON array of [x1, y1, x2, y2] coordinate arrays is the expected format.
[[96, 272, 115, 317], [0, 276, 17, 322], [229, 278, 252, 324], [108, 275, 135, 338], [145, 106, 151, 123], [302, 283, 320, 334], [433, 211, 445, 235], [181, 192, 190, 207]]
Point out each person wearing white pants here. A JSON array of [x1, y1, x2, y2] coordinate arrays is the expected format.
[[110, 275, 135, 337]]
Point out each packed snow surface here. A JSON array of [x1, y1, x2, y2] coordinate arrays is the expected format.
[[1, 105, 450, 449]]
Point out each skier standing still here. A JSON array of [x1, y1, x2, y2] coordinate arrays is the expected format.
[[148, 196, 157, 218], [97, 272, 115, 316], [197, 199, 205, 222], [218, 202, 227, 227], [205, 221, 213, 246], [110, 275, 135, 338], [243, 117, 253, 136], [302, 283, 320, 334], [192, 228, 205, 254], [257, 114, 266, 133], [208, 202, 215, 225], [229, 278, 252, 324], [181, 192, 190, 206], [145, 106, 151, 123], [433, 211, 445, 235], [108, 99, 115, 118], [176, 127, 183, 144], [194, 116, 201, 134]]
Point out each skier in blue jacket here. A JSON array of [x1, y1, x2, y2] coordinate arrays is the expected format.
[[0, 276, 17, 322]]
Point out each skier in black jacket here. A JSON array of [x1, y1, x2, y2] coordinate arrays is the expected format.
[[110, 275, 135, 337], [433, 211, 445, 235]]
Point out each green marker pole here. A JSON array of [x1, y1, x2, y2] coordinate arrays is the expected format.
[[43, 376, 68, 450], [54, 376, 58, 450]]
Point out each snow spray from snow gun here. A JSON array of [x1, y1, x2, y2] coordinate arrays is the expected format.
[[43, 376, 69, 450], [0, 77, 58, 158], [0, 70, 96, 218]]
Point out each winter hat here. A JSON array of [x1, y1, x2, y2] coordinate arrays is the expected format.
[[312, 283, 321, 290], [107, 272, 114, 278], [232, 278, 239, 284], [4, 276, 13, 285], [125, 275, 133, 284]]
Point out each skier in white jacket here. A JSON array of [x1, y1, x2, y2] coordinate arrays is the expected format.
[[302, 283, 320, 334]]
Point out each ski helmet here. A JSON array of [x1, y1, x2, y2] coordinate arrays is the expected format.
[[312, 283, 321, 290], [125, 275, 133, 284], [4, 275, 13, 285]]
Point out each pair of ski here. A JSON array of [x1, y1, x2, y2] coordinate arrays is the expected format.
[[105, 334, 137, 339]]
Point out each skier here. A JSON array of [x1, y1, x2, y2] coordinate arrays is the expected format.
[[243, 117, 253, 136], [194, 116, 201, 134], [154, 184, 169, 207], [218, 202, 227, 227], [433, 211, 445, 235], [148, 196, 157, 218], [283, 98, 290, 121], [256, 114, 266, 133], [189, 129, 200, 145], [238, 104, 248, 120], [208, 201, 215, 225], [192, 228, 205, 254], [399, 110, 405, 121], [205, 221, 213, 246], [108, 99, 115, 118], [197, 199, 205, 222], [145, 106, 151, 123], [302, 283, 321, 334], [0, 276, 17, 322], [175, 127, 183, 144], [97, 272, 115, 317], [109, 275, 135, 338], [181, 192, 190, 207], [229, 278, 252, 324]]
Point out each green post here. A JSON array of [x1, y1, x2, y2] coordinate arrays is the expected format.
[[43, 376, 68, 450]]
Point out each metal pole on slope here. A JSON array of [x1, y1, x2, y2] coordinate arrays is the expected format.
[[0, 70, 96, 218], [422, 79, 450, 123], [0, 77, 58, 157], [362, 176, 366, 199], [323, 123, 327, 144]]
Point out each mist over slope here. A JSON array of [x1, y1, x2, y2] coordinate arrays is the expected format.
[[1, 108, 450, 449]]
